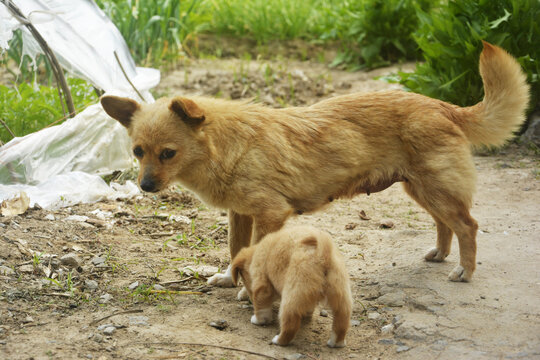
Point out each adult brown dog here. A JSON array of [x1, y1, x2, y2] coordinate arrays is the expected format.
[[101, 42, 529, 285], [231, 225, 352, 347]]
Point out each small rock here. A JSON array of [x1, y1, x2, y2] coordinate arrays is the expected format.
[[319, 309, 328, 317], [19, 264, 35, 273], [377, 291, 406, 307], [44, 214, 55, 221], [85, 280, 98, 290], [381, 324, 394, 334], [378, 338, 395, 345], [99, 293, 113, 304], [153, 284, 165, 291], [367, 312, 381, 320], [0, 266, 14, 276], [379, 219, 394, 229], [97, 323, 114, 331], [103, 326, 116, 336], [23, 315, 34, 323], [91, 257, 106, 266], [396, 345, 410, 353], [60, 253, 81, 268], [284, 354, 305, 360], [128, 281, 139, 290], [208, 319, 228, 330], [345, 223, 358, 230], [65, 215, 89, 222], [181, 265, 219, 278], [351, 319, 361, 327], [92, 333, 104, 343], [128, 316, 149, 326]]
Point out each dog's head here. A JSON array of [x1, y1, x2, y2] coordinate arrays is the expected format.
[[231, 246, 256, 297], [100, 95, 206, 193]]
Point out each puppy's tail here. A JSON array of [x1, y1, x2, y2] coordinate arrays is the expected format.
[[457, 41, 530, 147]]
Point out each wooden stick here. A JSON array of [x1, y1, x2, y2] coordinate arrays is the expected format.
[[90, 309, 144, 325]]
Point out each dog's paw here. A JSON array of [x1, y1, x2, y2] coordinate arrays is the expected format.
[[237, 286, 249, 301], [327, 339, 345, 348], [207, 271, 234, 287], [251, 309, 272, 325], [271, 335, 287, 346], [448, 265, 472, 282], [327, 331, 345, 348], [424, 247, 448, 262]]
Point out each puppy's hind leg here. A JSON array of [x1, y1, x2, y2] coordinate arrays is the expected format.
[[207, 210, 252, 288], [326, 278, 352, 347]]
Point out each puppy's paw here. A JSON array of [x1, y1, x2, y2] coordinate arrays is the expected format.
[[271, 335, 287, 346], [327, 331, 345, 348], [251, 309, 272, 325], [424, 247, 448, 262], [237, 286, 249, 301], [448, 265, 472, 282], [207, 272, 234, 287]]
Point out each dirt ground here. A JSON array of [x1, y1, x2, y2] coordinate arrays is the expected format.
[[1, 56, 539, 360]]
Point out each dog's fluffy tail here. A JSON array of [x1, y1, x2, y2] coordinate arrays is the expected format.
[[457, 41, 530, 147]]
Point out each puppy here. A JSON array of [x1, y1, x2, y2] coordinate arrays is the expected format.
[[101, 42, 529, 284], [231, 226, 352, 347]]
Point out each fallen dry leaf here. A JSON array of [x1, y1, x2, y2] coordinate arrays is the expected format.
[[0, 191, 30, 217], [359, 210, 371, 220]]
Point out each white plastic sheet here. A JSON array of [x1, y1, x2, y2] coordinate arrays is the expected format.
[[0, 0, 160, 208], [0, 172, 140, 210]]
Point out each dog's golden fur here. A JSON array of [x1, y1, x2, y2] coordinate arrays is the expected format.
[[101, 42, 529, 283], [231, 226, 352, 347]]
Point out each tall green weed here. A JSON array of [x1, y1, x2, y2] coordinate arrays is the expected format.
[[400, 0, 539, 114]]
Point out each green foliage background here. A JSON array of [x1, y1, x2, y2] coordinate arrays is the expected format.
[[0, 0, 538, 143], [400, 0, 539, 114]]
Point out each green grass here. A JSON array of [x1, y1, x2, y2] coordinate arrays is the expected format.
[[95, 0, 204, 66], [0, 79, 97, 144]]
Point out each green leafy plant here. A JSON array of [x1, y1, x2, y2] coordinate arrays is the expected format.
[[329, 0, 433, 69], [400, 0, 539, 119]]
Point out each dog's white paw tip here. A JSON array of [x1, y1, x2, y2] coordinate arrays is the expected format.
[[448, 265, 471, 282], [271, 335, 285, 346], [251, 314, 259, 325], [327, 339, 345, 348], [207, 273, 234, 287], [237, 287, 249, 301], [424, 248, 446, 262]]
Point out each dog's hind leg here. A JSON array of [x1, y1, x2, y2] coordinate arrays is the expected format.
[[424, 216, 453, 262], [208, 210, 253, 288], [404, 178, 478, 282]]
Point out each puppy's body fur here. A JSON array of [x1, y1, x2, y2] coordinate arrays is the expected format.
[[231, 226, 352, 347], [101, 42, 530, 283]]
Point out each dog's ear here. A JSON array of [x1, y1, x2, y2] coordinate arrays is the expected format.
[[231, 250, 248, 287], [169, 97, 205, 127], [100, 95, 140, 128]]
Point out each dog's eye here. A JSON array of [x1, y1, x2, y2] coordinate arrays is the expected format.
[[133, 146, 144, 158], [160, 149, 176, 160]]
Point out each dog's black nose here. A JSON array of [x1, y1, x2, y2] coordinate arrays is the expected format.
[[140, 178, 157, 192]]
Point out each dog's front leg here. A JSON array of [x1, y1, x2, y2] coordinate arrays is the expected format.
[[251, 210, 290, 245], [208, 210, 253, 288]]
